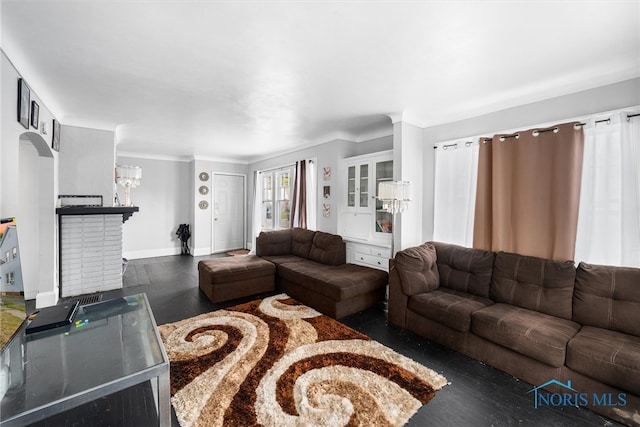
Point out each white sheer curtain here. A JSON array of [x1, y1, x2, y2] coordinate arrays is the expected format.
[[574, 112, 640, 267], [433, 140, 479, 247], [306, 159, 317, 230], [249, 170, 263, 254]]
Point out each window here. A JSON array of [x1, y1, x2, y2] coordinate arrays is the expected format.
[[431, 110, 640, 266], [6, 272, 14, 285], [261, 166, 295, 231], [12, 247, 17, 260]]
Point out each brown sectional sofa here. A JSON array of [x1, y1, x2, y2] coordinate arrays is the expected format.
[[255, 228, 388, 319], [389, 241, 640, 426]]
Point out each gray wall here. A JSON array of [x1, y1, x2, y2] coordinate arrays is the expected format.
[[191, 159, 249, 256], [421, 77, 640, 244], [118, 156, 192, 259], [117, 134, 394, 257], [247, 134, 393, 242], [1, 52, 59, 305], [59, 125, 116, 205]]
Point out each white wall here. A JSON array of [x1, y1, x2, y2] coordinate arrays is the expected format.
[[59, 125, 116, 205], [191, 159, 248, 256], [118, 156, 192, 259], [17, 143, 40, 297], [249, 139, 352, 238], [421, 77, 640, 243], [246, 135, 393, 247], [392, 121, 423, 252], [354, 135, 393, 156], [1, 52, 58, 305]]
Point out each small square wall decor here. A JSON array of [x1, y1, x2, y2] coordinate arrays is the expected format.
[[323, 167, 331, 181]]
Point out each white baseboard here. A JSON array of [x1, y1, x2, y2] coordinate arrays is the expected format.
[[123, 247, 182, 260], [192, 247, 212, 257]]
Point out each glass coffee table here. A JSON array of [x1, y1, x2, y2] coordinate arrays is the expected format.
[[0, 293, 170, 426]]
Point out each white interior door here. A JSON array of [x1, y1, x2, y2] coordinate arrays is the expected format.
[[213, 174, 245, 253]]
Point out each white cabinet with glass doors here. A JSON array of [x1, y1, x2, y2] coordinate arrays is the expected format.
[[340, 150, 394, 245], [346, 162, 371, 214]]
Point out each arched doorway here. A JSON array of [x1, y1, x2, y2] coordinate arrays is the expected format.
[[18, 131, 57, 307]]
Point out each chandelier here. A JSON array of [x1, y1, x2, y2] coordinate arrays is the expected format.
[[115, 165, 142, 207]]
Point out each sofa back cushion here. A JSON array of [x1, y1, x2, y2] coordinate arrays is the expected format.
[[431, 241, 495, 299], [256, 229, 291, 256], [491, 252, 575, 320], [291, 228, 315, 258], [394, 243, 439, 296], [573, 262, 640, 336], [308, 231, 346, 265]]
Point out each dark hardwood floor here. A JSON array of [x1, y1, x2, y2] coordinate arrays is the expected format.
[[47, 254, 621, 426]]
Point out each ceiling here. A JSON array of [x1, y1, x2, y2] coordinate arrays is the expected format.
[[2, 1, 639, 163]]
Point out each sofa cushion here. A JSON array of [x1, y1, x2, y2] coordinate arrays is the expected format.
[[308, 231, 346, 265], [259, 255, 307, 266], [408, 288, 493, 332], [431, 241, 495, 298], [567, 326, 640, 395], [198, 255, 276, 283], [291, 228, 315, 258], [490, 252, 575, 320], [394, 243, 439, 296], [573, 262, 640, 337], [256, 229, 292, 256], [278, 261, 388, 301], [471, 303, 580, 367]]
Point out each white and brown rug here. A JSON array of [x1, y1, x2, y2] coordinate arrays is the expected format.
[[158, 293, 448, 427]]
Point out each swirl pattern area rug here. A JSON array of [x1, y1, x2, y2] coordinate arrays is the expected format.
[[158, 293, 448, 427]]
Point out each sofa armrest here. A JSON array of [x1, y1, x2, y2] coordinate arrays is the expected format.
[[388, 259, 409, 328]]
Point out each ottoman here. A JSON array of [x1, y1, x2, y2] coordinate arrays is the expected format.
[[198, 255, 275, 303]]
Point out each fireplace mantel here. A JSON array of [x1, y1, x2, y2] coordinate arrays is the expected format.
[[56, 206, 139, 222]]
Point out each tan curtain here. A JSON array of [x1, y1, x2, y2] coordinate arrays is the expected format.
[[290, 160, 307, 228], [473, 122, 584, 261]]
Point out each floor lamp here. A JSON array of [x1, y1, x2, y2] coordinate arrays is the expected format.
[[377, 181, 411, 313]]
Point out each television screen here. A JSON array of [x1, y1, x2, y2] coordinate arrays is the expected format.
[[0, 218, 26, 350]]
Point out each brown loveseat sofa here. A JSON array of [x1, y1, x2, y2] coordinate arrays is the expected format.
[[255, 228, 388, 319], [388, 241, 640, 426]]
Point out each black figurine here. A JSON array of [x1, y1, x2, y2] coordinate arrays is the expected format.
[[176, 224, 191, 255]]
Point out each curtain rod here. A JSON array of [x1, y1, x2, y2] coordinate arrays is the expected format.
[[499, 133, 519, 141], [259, 163, 295, 174], [484, 114, 636, 141], [577, 113, 640, 127], [435, 110, 640, 148], [433, 141, 474, 150]]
